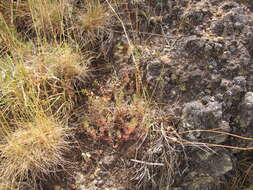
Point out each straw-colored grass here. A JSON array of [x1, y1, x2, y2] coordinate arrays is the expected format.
[[0, 42, 90, 116], [0, 0, 69, 39], [0, 111, 70, 187], [74, 0, 112, 44]]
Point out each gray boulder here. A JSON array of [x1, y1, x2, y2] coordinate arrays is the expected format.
[[181, 99, 230, 144]]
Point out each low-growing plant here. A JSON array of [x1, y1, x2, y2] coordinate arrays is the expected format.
[[83, 92, 151, 147]]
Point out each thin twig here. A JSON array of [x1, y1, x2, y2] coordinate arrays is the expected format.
[[130, 159, 164, 166], [105, 0, 142, 94], [178, 129, 253, 141]]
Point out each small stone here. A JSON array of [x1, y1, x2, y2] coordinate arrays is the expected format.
[[100, 155, 116, 167], [160, 55, 171, 64], [220, 79, 232, 89], [54, 185, 61, 190], [95, 180, 104, 186]]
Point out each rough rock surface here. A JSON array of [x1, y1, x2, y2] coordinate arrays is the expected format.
[[237, 92, 253, 128], [141, 0, 253, 189], [180, 100, 230, 143]]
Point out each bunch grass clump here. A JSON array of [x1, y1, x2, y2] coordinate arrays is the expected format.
[[74, 0, 112, 45], [0, 110, 70, 187], [27, 0, 67, 38], [27, 43, 89, 81], [0, 0, 69, 39], [0, 42, 90, 115]]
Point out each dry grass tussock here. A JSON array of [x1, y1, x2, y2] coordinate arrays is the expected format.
[[78, 0, 111, 33], [25, 43, 90, 81], [0, 0, 69, 38], [0, 3, 91, 186], [0, 110, 71, 188], [0, 42, 90, 115], [73, 0, 113, 51], [27, 0, 67, 37], [0, 181, 21, 190]]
